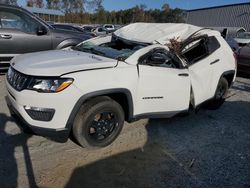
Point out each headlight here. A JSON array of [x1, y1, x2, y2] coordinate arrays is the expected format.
[[27, 78, 74, 93]]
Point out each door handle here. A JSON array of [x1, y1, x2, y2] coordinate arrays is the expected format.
[[178, 73, 189, 77], [0, 34, 12, 39], [210, 59, 220, 65]]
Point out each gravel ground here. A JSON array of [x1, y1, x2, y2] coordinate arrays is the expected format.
[[0, 75, 250, 188]]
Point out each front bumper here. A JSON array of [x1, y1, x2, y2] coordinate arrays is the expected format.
[[6, 96, 70, 142]]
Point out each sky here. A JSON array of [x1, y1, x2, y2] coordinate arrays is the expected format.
[[17, 0, 250, 10]]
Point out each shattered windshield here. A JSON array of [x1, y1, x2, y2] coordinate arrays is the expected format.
[[73, 38, 146, 60]]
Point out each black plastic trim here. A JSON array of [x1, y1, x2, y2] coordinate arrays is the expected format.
[[221, 70, 236, 87], [178, 73, 189, 77], [0, 56, 12, 61], [65, 88, 134, 130], [210, 59, 220, 65], [6, 96, 69, 143], [132, 110, 188, 121]]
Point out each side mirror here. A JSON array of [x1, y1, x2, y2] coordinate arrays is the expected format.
[[36, 26, 47, 36], [221, 28, 228, 39], [150, 53, 167, 64], [117, 56, 125, 61]]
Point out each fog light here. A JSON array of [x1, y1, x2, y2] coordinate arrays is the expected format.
[[24, 106, 55, 122]]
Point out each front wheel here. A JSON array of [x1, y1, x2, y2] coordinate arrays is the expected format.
[[206, 77, 229, 110], [73, 97, 125, 148]]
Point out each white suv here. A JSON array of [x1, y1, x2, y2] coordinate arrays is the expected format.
[[6, 23, 236, 148], [103, 24, 115, 31]]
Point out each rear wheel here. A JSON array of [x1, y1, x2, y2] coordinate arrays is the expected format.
[[206, 77, 229, 110], [73, 97, 124, 148]]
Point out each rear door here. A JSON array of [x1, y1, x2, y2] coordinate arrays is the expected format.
[[136, 48, 191, 116], [181, 35, 221, 106], [0, 7, 52, 62]]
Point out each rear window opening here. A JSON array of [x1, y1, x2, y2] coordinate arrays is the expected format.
[[182, 38, 207, 63], [182, 36, 220, 64]]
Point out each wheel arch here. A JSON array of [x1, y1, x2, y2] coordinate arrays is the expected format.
[[222, 70, 235, 88], [56, 38, 83, 49], [65, 88, 134, 132]]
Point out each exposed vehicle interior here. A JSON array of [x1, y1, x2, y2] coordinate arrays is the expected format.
[[139, 48, 182, 69], [181, 36, 220, 64], [74, 36, 146, 60]]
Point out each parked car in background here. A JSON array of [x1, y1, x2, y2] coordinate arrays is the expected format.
[[6, 23, 236, 148], [52, 24, 85, 33], [237, 43, 250, 74], [0, 4, 91, 70], [103, 24, 115, 32], [82, 25, 95, 33], [92, 26, 108, 36], [234, 32, 250, 47], [226, 37, 239, 52], [52, 24, 96, 37]]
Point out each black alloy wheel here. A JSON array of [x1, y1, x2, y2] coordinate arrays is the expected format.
[[73, 97, 124, 148]]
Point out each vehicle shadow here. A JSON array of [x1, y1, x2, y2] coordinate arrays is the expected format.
[[0, 113, 38, 188], [65, 100, 250, 188]]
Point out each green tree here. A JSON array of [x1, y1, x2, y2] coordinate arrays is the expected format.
[[62, 0, 84, 13], [46, 1, 184, 25], [117, 16, 122, 25], [162, 3, 170, 12]]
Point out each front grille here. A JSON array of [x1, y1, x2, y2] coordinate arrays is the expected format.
[[7, 67, 29, 91]]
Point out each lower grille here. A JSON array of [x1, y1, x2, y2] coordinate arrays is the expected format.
[[24, 106, 55, 122]]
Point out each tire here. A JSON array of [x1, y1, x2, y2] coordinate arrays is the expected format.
[[206, 77, 229, 110], [72, 97, 125, 148]]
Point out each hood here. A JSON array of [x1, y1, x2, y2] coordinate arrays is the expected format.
[[114, 23, 202, 44], [11, 50, 117, 76]]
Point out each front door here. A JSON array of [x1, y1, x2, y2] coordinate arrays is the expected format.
[[136, 48, 191, 116]]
